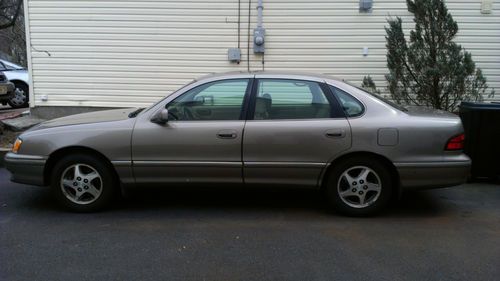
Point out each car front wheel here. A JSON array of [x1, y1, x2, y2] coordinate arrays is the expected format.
[[8, 82, 29, 108], [51, 154, 117, 212], [326, 157, 393, 216]]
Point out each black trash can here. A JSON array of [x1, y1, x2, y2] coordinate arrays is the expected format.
[[459, 102, 500, 180]]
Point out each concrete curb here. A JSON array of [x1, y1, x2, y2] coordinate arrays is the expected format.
[[0, 148, 9, 167]]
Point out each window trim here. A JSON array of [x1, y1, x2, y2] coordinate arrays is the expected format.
[[164, 78, 254, 122], [247, 78, 345, 121]]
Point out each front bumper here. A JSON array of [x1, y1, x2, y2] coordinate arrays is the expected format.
[[395, 160, 471, 190], [4, 152, 47, 186]]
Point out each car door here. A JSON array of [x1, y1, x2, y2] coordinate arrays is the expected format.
[[132, 78, 252, 186], [242, 77, 352, 187]]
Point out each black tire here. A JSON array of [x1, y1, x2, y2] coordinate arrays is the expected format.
[[325, 156, 393, 216], [7, 82, 29, 108], [50, 154, 117, 212]]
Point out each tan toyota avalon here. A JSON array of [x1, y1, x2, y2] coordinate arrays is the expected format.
[[5, 72, 470, 216]]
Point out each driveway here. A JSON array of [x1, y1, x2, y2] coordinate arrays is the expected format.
[[0, 168, 499, 281], [0, 105, 24, 120]]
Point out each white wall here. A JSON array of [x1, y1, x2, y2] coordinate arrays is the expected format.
[[25, 0, 500, 108]]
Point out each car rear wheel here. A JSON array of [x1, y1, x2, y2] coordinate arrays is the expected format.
[[325, 157, 392, 216], [50, 154, 117, 212], [7, 82, 29, 108]]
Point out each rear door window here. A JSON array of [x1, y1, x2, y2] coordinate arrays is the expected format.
[[253, 79, 333, 120]]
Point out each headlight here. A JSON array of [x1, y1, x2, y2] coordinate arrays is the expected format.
[[12, 138, 22, 153]]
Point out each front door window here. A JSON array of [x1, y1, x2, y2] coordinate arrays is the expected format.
[[167, 79, 249, 121]]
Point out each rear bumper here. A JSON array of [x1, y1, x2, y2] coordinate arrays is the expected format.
[[395, 160, 471, 190], [4, 152, 47, 186], [0, 82, 15, 99]]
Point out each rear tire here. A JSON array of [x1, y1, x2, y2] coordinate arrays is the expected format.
[[50, 154, 117, 212], [325, 156, 393, 216]]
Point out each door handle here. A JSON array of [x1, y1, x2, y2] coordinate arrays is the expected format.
[[217, 130, 237, 139], [325, 129, 346, 138]]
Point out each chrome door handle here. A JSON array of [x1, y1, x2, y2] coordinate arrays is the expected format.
[[217, 130, 237, 139], [325, 129, 346, 138]]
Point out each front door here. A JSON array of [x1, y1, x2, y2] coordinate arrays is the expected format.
[[132, 78, 251, 185], [243, 78, 352, 187]]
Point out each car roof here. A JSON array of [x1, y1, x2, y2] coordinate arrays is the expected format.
[[195, 71, 343, 83]]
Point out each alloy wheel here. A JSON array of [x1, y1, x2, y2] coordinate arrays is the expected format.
[[337, 166, 382, 208], [60, 164, 103, 205]]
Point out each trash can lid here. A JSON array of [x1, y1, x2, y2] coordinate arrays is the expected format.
[[460, 101, 500, 110]]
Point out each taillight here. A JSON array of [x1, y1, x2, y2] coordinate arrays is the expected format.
[[445, 133, 465, 151]]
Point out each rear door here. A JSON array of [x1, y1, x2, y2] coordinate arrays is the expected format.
[[242, 77, 352, 187]]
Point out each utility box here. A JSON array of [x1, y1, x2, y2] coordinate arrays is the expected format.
[[359, 0, 373, 12], [227, 48, 241, 63], [459, 102, 500, 180], [481, 0, 493, 14]]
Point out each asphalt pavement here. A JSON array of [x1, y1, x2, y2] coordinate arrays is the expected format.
[[0, 168, 499, 281]]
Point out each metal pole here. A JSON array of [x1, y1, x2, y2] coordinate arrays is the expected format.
[[257, 0, 263, 28]]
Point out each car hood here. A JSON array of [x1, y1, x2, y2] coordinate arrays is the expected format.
[[404, 106, 458, 119], [36, 108, 137, 129]]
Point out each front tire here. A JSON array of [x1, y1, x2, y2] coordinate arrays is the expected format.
[[325, 157, 393, 216], [50, 154, 117, 212], [8, 82, 29, 108]]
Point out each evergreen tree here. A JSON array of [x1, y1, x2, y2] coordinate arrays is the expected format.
[[361, 75, 381, 95], [385, 0, 493, 111]]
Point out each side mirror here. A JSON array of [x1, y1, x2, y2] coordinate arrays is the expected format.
[[151, 108, 169, 124]]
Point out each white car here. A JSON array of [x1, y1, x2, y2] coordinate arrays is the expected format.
[[0, 59, 30, 108]]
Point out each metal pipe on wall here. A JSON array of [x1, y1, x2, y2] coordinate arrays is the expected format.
[[256, 0, 265, 69], [247, 0, 252, 71], [257, 0, 263, 28]]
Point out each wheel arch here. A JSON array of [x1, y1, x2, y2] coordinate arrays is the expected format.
[[9, 79, 28, 87], [44, 146, 119, 186], [320, 151, 401, 197]]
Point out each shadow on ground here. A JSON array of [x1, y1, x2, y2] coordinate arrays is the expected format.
[[13, 183, 446, 218]]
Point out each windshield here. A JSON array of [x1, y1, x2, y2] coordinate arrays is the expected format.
[[343, 80, 408, 112], [0, 60, 24, 71], [141, 79, 197, 114]]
